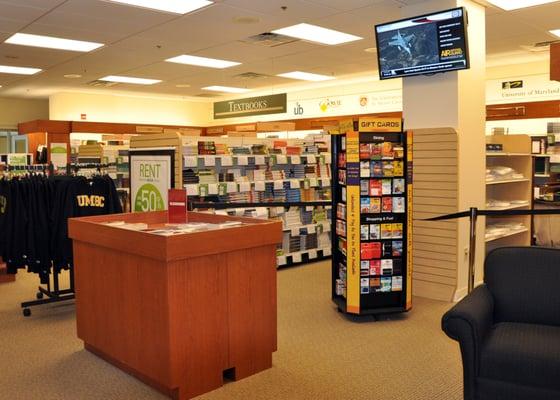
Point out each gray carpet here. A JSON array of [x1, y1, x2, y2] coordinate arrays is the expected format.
[[0, 261, 463, 399]]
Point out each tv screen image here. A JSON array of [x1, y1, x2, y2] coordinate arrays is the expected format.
[[375, 7, 469, 80]]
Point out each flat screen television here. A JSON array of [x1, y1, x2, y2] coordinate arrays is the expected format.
[[375, 7, 469, 80]]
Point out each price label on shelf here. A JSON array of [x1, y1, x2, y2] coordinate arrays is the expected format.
[[291, 227, 300, 236], [307, 225, 316, 234], [321, 178, 331, 187], [306, 206, 314, 211], [306, 155, 317, 164], [323, 248, 332, 256], [226, 182, 238, 193], [276, 207, 285, 214], [276, 155, 288, 164], [208, 183, 218, 195], [185, 184, 198, 196], [309, 178, 318, 187], [237, 156, 248, 166], [277, 256, 287, 266], [290, 179, 300, 189], [203, 156, 215, 167], [303, 179, 310, 189], [308, 250, 318, 260], [221, 156, 233, 166], [254, 155, 265, 165], [292, 253, 302, 263], [290, 155, 301, 164], [255, 181, 265, 192], [274, 180, 284, 190], [184, 156, 197, 167]]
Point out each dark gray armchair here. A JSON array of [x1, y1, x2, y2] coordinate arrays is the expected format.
[[442, 247, 560, 400]]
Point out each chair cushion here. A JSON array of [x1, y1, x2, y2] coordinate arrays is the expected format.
[[480, 322, 560, 391]]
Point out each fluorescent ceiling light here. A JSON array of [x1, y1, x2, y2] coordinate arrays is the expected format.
[[550, 29, 560, 38], [202, 86, 250, 94], [105, 0, 213, 14], [165, 54, 240, 69], [99, 75, 161, 85], [0, 65, 41, 75], [272, 23, 362, 45], [485, 0, 559, 10], [5, 33, 103, 52], [277, 71, 335, 81]]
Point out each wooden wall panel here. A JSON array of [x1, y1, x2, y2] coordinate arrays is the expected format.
[[551, 42, 560, 82], [129, 132, 182, 189], [411, 128, 459, 302]]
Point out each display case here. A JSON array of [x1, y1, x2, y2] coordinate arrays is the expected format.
[[331, 118, 412, 315]]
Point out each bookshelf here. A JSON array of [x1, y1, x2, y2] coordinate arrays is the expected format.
[[485, 135, 532, 251], [181, 134, 333, 268]]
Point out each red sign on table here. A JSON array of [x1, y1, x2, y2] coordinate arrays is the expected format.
[[168, 189, 187, 223]]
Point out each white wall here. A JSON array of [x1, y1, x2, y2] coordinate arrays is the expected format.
[[0, 97, 49, 129], [49, 92, 211, 126]]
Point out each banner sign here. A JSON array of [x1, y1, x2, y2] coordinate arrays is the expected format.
[[346, 131, 361, 314], [213, 93, 287, 119], [358, 117, 402, 132], [130, 152, 173, 212], [168, 189, 187, 223]]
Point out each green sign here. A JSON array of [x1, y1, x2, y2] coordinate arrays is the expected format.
[[213, 93, 287, 119], [134, 183, 165, 212], [130, 154, 172, 212]]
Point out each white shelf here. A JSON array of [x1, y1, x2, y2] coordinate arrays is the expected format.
[[486, 178, 530, 185], [535, 174, 550, 178], [282, 221, 331, 234], [486, 152, 531, 157], [533, 154, 551, 158], [277, 247, 332, 266], [485, 227, 528, 243], [486, 202, 530, 211]]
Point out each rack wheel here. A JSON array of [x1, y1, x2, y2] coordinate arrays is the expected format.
[[23, 308, 31, 317], [36, 292, 44, 299]]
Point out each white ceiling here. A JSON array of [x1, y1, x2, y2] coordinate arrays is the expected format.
[[0, 0, 558, 99]]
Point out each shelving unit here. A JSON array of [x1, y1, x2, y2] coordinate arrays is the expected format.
[[182, 135, 332, 268], [331, 118, 412, 316], [485, 135, 532, 252]]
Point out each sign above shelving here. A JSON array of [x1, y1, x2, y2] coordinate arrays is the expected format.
[[213, 93, 287, 119]]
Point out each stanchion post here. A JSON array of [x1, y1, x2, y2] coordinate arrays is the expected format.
[[467, 207, 478, 294]]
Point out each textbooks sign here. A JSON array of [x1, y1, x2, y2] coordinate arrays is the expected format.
[[131, 154, 172, 212], [213, 93, 287, 119]]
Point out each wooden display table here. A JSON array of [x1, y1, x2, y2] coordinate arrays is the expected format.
[[0, 261, 15, 284], [68, 211, 282, 400]]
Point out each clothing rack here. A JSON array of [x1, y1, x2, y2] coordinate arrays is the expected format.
[[21, 268, 75, 317]]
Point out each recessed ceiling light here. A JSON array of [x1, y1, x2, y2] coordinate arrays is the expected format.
[[99, 75, 161, 85], [271, 23, 362, 45], [0, 65, 41, 75], [485, 0, 559, 10], [277, 71, 335, 81], [5, 33, 103, 52], [105, 0, 213, 14], [202, 85, 250, 94], [64, 74, 82, 79], [165, 54, 240, 69], [550, 29, 560, 38], [175, 83, 191, 88]]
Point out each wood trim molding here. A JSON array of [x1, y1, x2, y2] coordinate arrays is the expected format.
[[486, 100, 560, 120]]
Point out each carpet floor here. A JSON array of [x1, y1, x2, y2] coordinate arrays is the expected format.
[[0, 261, 463, 399]]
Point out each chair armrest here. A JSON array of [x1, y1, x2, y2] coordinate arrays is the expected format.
[[442, 284, 494, 344], [441, 284, 494, 400]]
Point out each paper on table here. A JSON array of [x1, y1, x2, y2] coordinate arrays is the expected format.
[[274, 180, 284, 190], [221, 156, 233, 166], [237, 156, 248, 166], [184, 156, 197, 167], [203, 156, 215, 167]]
